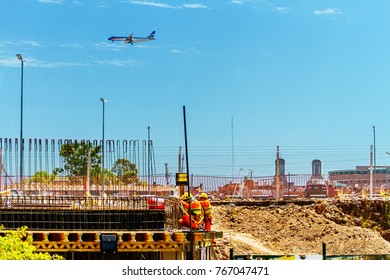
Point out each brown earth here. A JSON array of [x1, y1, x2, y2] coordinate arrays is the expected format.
[[211, 200, 390, 260]]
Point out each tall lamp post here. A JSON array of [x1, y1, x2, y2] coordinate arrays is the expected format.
[[100, 98, 107, 197], [16, 54, 24, 191], [373, 126, 376, 181], [147, 126, 151, 195]]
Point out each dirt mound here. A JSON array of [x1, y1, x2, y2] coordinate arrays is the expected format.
[[211, 201, 390, 259]]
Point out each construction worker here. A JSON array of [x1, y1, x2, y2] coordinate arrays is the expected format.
[[199, 192, 213, 231], [179, 192, 203, 229]]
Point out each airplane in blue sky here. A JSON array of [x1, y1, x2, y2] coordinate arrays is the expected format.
[[108, 31, 156, 45]]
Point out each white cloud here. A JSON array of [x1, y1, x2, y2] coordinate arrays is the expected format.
[[26, 57, 87, 68], [0, 56, 86, 68], [134, 44, 157, 49], [230, 0, 265, 4], [275, 6, 289, 13], [0, 39, 42, 55], [23, 40, 42, 47], [129, 1, 208, 9], [98, 2, 108, 8], [182, 3, 208, 9], [129, 1, 176, 8], [93, 59, 138, 67], [0, 57, 21, 67], [0, 51, 138, 68], [94, 41, 128, 52], [0, 40, 18, 48], [171, 49, 186, 54], [38, 61, 88, 68], [314, 8, 342, 16], [60, 42, 85, 48], [38, 0, 64, 4], [170, 47, 205, 55]]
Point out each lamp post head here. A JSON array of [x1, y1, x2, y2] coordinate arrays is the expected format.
[[16, 54, 23, 61], [100, 97, 107, 103]]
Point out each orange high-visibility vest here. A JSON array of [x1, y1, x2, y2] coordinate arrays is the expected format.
[[181, 199, 203, 216], [200, 200, 212, 218]]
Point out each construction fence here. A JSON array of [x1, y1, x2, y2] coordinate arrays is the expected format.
[[1, 137, 390, 200], [1, 173, 389, 201]]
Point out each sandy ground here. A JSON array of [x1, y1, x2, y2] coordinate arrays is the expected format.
[[211, 201, 390, 259]]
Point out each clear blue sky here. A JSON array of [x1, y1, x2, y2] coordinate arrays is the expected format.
[[1, 1, 390, 176]]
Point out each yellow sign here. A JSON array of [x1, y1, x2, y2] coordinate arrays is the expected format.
[[176, 173, 188, 185]]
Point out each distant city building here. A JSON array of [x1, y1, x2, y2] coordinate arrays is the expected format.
[[275, 158, 286, 176], [328, 166, 390, 187], [312, 159, 322, 177], [307, 159, 325, 184]]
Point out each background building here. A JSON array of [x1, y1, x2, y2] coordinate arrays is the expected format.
[[328, 166, 390, 188]]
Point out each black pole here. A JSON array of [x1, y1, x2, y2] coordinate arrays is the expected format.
[[322, 242, 326, 260], [20, 58, 24, 191], [373, 125, 376, 186], [230, 248, 234, 260], [183, 105, 193, 260], [102, 100, 105, 195], [16, 54, 24, 191], [100, 98, 107, 197], [148, 126, 151, 194]]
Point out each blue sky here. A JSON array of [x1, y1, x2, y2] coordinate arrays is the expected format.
[[1, 1, 390, 176]]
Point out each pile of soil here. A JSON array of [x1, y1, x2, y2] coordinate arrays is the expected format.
[[211, 200, 390, 260]]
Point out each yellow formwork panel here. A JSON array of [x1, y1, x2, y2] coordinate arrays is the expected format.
[[25, 230, 222, 253], [32, 241, 186, 252]]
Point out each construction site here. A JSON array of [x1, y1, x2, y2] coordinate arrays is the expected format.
[[1, 138, 390, 260]]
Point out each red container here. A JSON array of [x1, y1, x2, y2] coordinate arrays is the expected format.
[[147, 197, 165, 209]]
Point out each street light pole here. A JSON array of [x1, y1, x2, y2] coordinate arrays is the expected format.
[[100, 98, 107, 197], [373, 126, 376, 182], [16, 54, 24, 191], [147, 126, 151, 195]]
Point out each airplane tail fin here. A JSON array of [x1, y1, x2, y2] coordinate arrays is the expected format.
[[148, 31, 156, 39]]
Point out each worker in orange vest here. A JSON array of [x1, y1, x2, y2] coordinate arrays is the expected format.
[[199, 192, 212, 231], [179, 192, 203, 229]]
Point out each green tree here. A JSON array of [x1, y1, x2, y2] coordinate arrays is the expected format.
[[30, 171, 54, 184], [54, 142, 102, 183], [0, 225, 63, 260], [112, 158, 138, 184], [103, 168, 116, 185]]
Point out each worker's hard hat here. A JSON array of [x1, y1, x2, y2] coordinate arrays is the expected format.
[[200, 193, 208, 199], [181, 192, 192, 200]]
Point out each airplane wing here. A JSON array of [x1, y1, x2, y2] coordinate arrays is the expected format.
[[126, 34, 133, 44]]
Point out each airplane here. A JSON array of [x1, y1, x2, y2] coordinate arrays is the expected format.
[[108, 31, 156, 45]]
